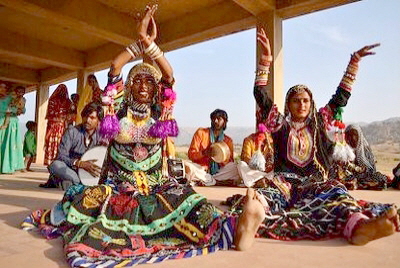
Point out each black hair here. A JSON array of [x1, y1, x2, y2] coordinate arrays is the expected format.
[[210, 109, 228, 130], [81, 101, 104, 121], [210, 109, 228, 121], [26, 121, 37, 131]]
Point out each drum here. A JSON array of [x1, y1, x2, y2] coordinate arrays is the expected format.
[[211, 141, 231, 163], [167, 158, 187, 184], [78, 146, 108, 186]]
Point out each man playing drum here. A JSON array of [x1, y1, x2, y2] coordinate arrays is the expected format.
[[187, 109, 240, 186], [39, 102, 103, 189]]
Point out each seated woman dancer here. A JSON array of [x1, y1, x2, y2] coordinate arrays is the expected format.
[[329, 124, 390, 190], [21, 5, 264, 267], [225, 27, 399, 246]]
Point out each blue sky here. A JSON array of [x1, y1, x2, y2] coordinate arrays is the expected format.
[[21, 0, 400, 127]]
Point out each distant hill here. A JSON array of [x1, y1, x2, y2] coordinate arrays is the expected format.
[[358, 117, 400, 145], [174, 117, 400, 146]]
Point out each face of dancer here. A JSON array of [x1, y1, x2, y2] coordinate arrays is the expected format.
[[130, 74, 157, 104], [287, 91, 311, 122], [211, 115, 226, 131], [345, 129, 359, 148], [83, 111, 99, 132]]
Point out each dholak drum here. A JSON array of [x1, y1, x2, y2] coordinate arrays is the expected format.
[[78, 146, 108, 186], [211, 141, 231, 163]]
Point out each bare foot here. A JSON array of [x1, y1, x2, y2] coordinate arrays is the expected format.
[[234, 188, 265, 251], [350, 206, 398, 245]]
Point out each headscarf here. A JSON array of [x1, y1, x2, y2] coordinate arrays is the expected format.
[[284, 84, 334, 177], [76, 74, 102, 124], [345, 124, 376, 172], [46, 84, 71, 120]]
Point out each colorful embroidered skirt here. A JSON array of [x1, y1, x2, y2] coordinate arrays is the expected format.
[[22, 183, 236, 267], [225, 174, 396, 241]]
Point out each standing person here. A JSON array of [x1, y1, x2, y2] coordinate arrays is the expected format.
[[44, 84, 72, 165], [22, 5, 265, 267], [0, 85, 26, 173], [39, 102, 103, 189], [23, 121, 37, 172], [226, 28, 399, 245], [187, 109, 240, 186], [76, 74, 102, 124]]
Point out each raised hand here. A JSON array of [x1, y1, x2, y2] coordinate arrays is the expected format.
[[257, 27, 272, 62], [355, 43, 380, 58], [138, 4, 158, 46]]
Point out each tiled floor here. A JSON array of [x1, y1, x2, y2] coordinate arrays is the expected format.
[[0, 164, 399, 268]]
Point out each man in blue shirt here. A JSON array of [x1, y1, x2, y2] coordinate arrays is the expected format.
[[39, 102, 103, 189]]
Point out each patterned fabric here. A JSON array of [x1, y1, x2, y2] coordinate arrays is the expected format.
[[287, 126, 313, 167], [328, 124, 388, 190], [345, 124, 375, 172], [254, 59, 354, 177], [23, 65, 236, 267], [45, 84, 72, 165], [225, 174, 396, 241], [44, 121, 67, 165]]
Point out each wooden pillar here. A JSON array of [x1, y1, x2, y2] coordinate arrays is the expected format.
[[35, 84, 49, 165], [256, 11, 284, 112], [76, 69, 89, 123], [76, 69, 88, 96]]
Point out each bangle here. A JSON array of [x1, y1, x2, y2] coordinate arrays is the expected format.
[[126, 40, 143, 58], [144, 42, 164, 60], [259, 56, 273, 65]]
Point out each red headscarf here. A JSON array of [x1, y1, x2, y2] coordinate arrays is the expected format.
[[46, 84, 72, 120]]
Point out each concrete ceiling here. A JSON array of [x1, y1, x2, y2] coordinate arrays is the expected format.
[[0, 0, 359, 92]]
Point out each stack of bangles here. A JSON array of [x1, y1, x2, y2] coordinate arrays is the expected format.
[[126, 40, 164, 61], [339, 52, 360, 92], [255, 61, 271, 86]]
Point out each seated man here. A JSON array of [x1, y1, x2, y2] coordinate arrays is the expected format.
[[186, 109, 239, 186], [39, 102, 103, 189]]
